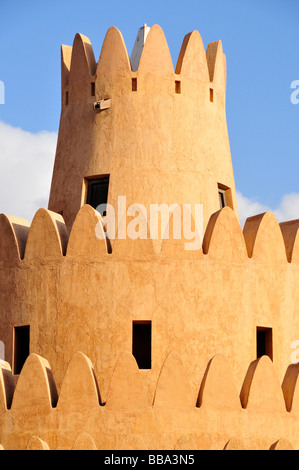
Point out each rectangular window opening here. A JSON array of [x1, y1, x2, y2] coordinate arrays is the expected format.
[[91, 82, 95, 96], [65, 91, 69, 106], [85, 175, 110, 217], [132, 321, 151, 369], [217, 183, 233, 210], [210, 88, 214, 102], [218, 187, 226, 209], [132, 78, 137, 92], [175, 80, 181, 94], [13, 325, 30, 375], [256, 327, 273, 361]]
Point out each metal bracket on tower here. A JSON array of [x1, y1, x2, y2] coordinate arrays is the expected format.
[[93, 99, 111, 111]]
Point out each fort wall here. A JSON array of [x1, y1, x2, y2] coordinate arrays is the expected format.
[[0, 205, 299, 448]]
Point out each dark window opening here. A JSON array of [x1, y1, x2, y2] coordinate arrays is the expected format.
[[65, 91, 69, 106], [218, 188, 226, 209], [210, 88, 214, 102], [217, 183, 233, 210], [257, 327, 273, 361], [86, 176, 110, 217], [91, 82, 95, 96], [14, 326, 30, 374], [175, 80, 181, 94], [132, 321, 151, 369], [132, 78, 137, 92]]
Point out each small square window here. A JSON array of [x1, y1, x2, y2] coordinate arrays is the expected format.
[[132, 321, 151, 369], [175, 80, 181, 94], [132, 78, 137, 92]]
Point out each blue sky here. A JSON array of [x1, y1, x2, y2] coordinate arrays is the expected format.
[[0, 0, 298, 224]]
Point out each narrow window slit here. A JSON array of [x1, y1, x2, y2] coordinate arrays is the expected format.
[[132, 78, 137, 92], [175, 80, 181, 94], [13, 325, 30, 374]]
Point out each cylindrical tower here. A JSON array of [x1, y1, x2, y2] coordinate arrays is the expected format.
[[48, 25, 239, 244]]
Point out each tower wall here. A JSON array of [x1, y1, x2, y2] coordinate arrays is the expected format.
[[48, 26, 238, 233]]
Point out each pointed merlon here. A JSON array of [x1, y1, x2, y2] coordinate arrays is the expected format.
[[206, 40, 226, 91], [0, 214, 29, 264], [203, 206, 247, 263], [61, 44, 73, 88], [97, 26, 131, 75], [66, 204, 111, 258], [279, 219, 299, 263], [119, 434, 147, 451], [224, 438, 246, 450], [269, 439, 294, 450], [69, 33, 96, 84], [106, 352, 149, 410], [24, 209, 68, 261], [160, 208, 203, 259], [138, 24, 174, 75], [113, 212, 155, 260], [26, 436, 50, 450], [57, 352, 102, 412], [0, 360, 15, 411], [243, 212, 287, 263], [176, 31, 209, 81], [175, 435, 197, 450], [72, 432, 97, 450], [197, 354, 241, 410], [240, 355, 286, 412], [153, 351, 195, 409], [11, 354, 58, 411], [282, 363, 299, 412]]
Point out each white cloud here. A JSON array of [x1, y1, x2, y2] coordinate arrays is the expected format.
[[0, 121, 57, 222], [236, 191, 270, 227], [236, 190, 299, 228], [273, 193, 299, 223]]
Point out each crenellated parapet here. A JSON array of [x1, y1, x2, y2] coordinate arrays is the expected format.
[[0, 350, 298, 449], [61, 25, 226, 106], [0, 205, 299, 414], [1, 204, 298, 264]]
